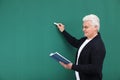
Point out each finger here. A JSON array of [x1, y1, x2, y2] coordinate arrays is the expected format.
[[59, 61, 64, 65], [56, 23, 62, 26], [59, 62, 65, 66]]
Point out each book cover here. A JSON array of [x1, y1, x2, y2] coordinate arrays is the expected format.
[[49, 52, 71, 64]]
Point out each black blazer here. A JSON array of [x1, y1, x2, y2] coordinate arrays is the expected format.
[[62, 30, 106, 80]]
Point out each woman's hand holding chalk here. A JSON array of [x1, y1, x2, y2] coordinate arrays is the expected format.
[[53, 22, 65, 32]]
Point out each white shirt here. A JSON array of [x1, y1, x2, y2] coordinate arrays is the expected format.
[[75, 39, 91, 80]]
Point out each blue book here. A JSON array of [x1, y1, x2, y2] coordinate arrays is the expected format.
[[49, 52, 71, 64]]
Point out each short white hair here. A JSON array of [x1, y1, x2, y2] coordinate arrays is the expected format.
[[83, 14, 100, 31]]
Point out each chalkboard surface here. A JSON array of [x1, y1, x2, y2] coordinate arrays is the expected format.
[[0, 0, 120, 80]]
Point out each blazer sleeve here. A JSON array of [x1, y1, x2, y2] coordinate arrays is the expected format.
[[71, 42, 106, 74], [62, 30, 85, 48]]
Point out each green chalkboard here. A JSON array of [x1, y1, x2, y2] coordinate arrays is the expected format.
[[0, 0, 120, 80]]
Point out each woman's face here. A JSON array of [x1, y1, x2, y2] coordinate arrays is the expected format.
[[83, 20, 97, 39]]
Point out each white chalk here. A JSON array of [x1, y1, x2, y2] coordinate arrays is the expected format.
[[54, 22, 59, 26]]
